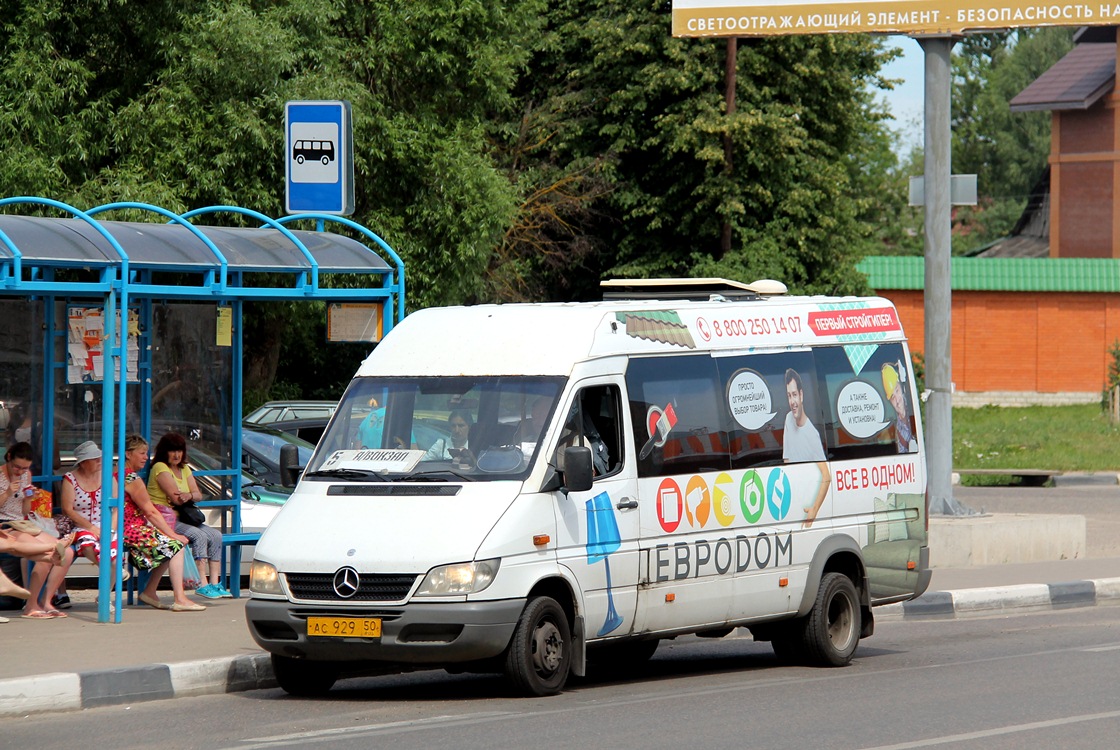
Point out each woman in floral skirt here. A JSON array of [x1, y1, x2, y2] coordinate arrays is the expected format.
[[120, 434, 204, 612]]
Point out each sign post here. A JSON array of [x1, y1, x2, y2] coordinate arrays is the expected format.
[[284, 100, 355, 215]]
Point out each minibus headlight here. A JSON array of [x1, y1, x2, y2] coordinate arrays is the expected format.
[[249, 560, 284, 596], [416, 559, 500, 596]]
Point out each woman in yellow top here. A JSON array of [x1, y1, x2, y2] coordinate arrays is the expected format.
[[147, 432, 229, 599]]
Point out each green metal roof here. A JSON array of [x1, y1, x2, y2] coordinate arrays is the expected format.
[[857, 256, 1120, 293]]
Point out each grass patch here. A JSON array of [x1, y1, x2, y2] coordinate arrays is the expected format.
[[956, 474, 1053, 488], [953, 404, 1120, 473]]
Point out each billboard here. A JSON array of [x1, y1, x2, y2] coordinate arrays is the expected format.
[[672, 0, 1114, 36]]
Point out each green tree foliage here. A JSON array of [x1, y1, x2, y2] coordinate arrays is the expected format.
[[499, 1, 900, 297], [950, 28, 1073, 253], [0, 0, 539, 305], [0, 0, 542, 399], [0, 0, 905, 399]]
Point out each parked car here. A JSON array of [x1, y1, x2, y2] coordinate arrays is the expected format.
[[54, 420, 314, 487], [244, 400, 337, 426], [240, 423, 315, 486], [256, 415, 331, 445], [189, 446, 293, 533]]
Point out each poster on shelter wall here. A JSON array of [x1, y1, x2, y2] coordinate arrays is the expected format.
[[67, 307, 140, 384]]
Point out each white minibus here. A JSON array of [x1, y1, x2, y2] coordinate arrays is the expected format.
[[246, 278, 930, 696]]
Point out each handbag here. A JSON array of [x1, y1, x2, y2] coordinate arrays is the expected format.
[[176, 501, 206, 528]]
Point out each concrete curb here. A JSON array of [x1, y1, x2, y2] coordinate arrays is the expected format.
[[3, 578, 1119, 718], [0, 653, 276, 719], [876, 577, 1120, 621]]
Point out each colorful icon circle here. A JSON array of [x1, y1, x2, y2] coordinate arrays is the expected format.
[[713, 473, 736, 527], [740, 469, 765, 523], [685, 475, 710, 528], [766, 468, 791, 521], [656, 477, 683, 532]]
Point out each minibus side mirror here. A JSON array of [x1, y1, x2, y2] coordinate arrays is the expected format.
[[279, 444, 300, 487], [561, 447, 594, 493]]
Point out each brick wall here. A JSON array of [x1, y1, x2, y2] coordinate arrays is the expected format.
[[883, 289, 1120, 394]]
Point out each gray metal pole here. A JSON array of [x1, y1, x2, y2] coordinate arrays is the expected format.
[[919, 37, 969, 516]]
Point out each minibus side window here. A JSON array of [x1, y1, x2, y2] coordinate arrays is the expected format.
[[562, 385, 623, 477], [625, 355, 730, 478], [716, 351, 823, 468], [813, 343, 918, 460]]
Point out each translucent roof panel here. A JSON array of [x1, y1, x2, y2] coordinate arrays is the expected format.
[[0, 216, 390, 274]]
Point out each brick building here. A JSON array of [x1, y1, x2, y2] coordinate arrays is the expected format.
[[856, 257, 1120, 404], [858, 28, 1120, 405]]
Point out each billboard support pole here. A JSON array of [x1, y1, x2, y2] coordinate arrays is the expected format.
[[920, 36, 971, 516]]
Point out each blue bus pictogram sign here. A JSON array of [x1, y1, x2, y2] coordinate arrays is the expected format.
[[284, 101, 354, 215]]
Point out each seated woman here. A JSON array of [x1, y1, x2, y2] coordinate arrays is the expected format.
[[120, 434, 203, 612], [423, 410, 474, 462], [147, 432, 230, 599], [1, 442, 75, 619], [57, 441, 126, 593], [0, 528, 73, 605]]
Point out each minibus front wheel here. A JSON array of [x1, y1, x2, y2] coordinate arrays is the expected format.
[[504, 595, 571, 696], [272, 654, 338, 696]]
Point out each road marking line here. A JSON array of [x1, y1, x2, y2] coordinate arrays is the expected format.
[[857, 710, 1120, 750], [1083, 643, 1120, 652], [238, 712, 513, 747]]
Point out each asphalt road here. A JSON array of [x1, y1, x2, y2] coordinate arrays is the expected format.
[[7, 604, 1120, 750]]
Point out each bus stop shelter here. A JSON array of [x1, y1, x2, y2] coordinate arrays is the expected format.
[[0, 197, 405, 622]]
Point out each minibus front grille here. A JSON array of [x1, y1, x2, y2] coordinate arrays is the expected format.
[[285, 572, 420, 602], [327, 485, 462, 496]]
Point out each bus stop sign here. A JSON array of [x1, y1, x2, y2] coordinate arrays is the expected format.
[[284, 100, 354, 215]]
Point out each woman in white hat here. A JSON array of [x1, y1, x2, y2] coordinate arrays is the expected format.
[[56, 440, 127, 600]]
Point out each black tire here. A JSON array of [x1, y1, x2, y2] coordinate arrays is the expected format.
[[801, 572, 860, 667], [271, 654, 338, 696], [770, 630, 803, 664], [504, 596, 571, 696], [321, 155, 330, 165], [295, 154, 305, 164], [588, 639, 659, 672]]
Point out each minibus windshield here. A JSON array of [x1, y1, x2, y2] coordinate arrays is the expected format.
[[306, 375, 566, 481]]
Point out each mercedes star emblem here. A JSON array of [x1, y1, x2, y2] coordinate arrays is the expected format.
[[332, 566, 360, 598]]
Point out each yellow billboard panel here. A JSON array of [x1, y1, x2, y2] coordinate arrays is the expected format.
[[672, 0, 1114, 36]]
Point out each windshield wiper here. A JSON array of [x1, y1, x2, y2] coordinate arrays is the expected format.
[[399, 470, 475, 482], [303, 468, 392, 482]]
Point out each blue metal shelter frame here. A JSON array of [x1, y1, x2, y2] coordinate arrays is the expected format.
[[0, 197, 405, 622]]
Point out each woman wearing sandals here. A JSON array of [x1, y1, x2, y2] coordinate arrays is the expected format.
[[0, 442, 76, 619], [57, 441, 128, 600], [120, 434, 205, 612], [0, 528, 73, 622], [148, 432, 229, 599]]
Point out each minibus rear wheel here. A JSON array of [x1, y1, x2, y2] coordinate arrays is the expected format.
[[504, 595, 571, 696], [770, 631, 803, 664], [272, 654, 338, 696], [802, 572, 860, 667]]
